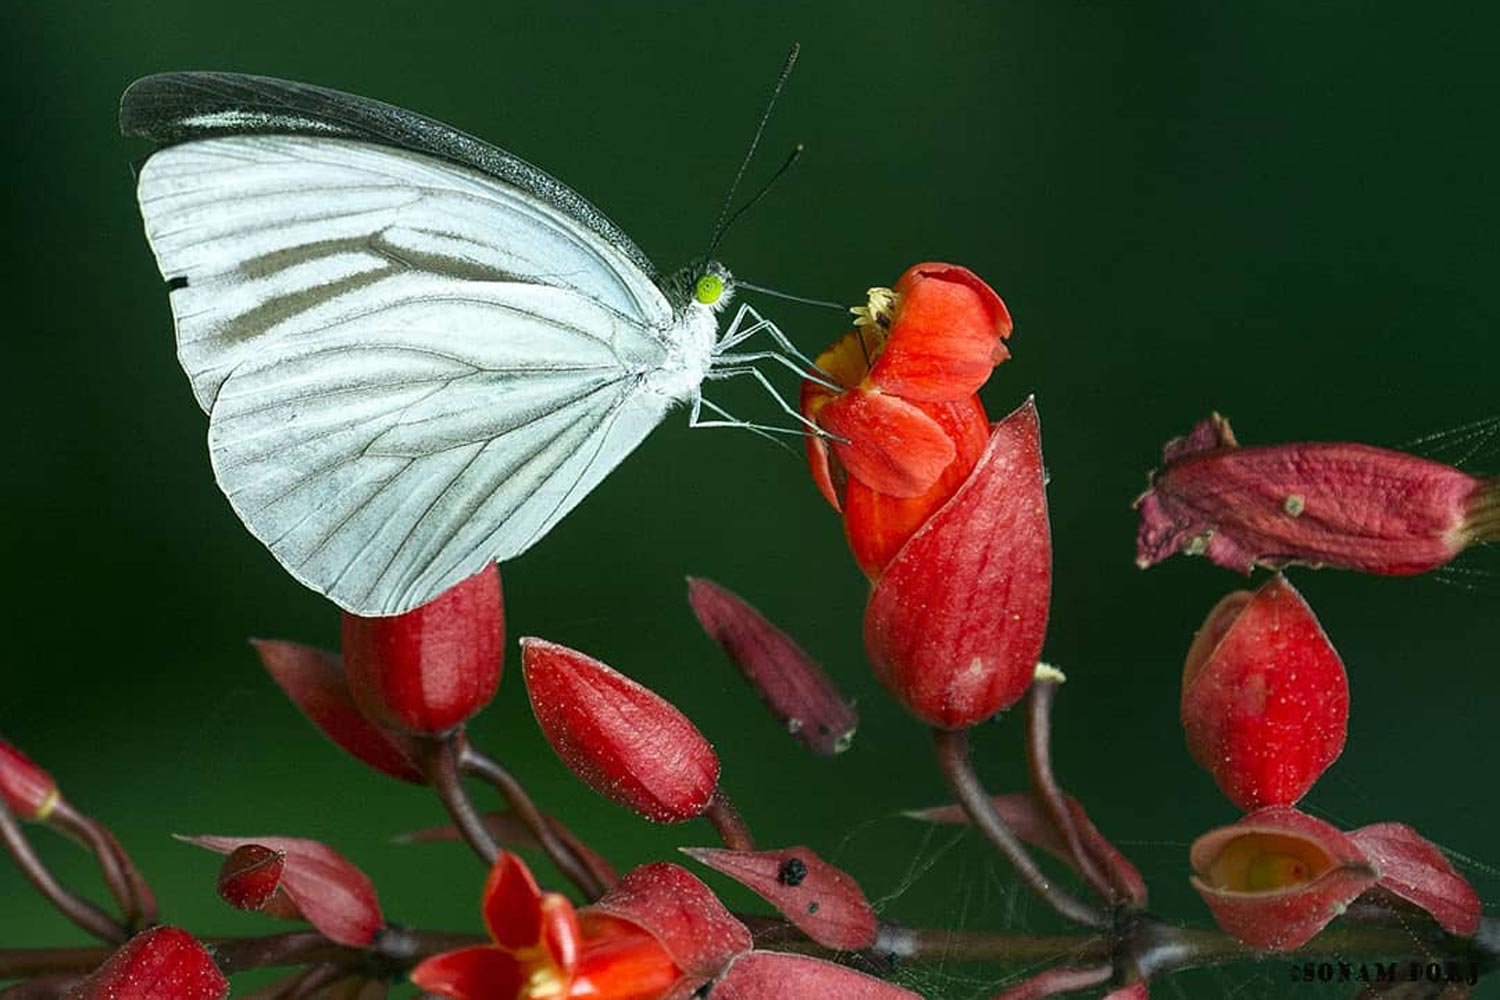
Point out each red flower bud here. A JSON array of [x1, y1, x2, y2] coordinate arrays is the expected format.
[[687, 577, 857, 755], [216, 844, 288, 912], [585, 862, 753, 983], [0, 737, 60, 822], [521, 638, 720, 823], [1190, 806, 1377, 951], [863, 399, 1052, 728], [682, 846, 877, 950], [181, 834, 383, 947], [1181, 575, 1349, 811], [252, 639, 425, 783], [1137, 414, 1500, 575], [1349, 823, 1481, 936], [66, 926, 228, 1000], [342, 564, 503, 735]]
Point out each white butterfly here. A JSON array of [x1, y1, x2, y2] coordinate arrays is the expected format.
[[122, 72, 820, 617]]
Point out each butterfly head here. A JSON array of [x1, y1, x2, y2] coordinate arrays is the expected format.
[[670, 261, 736, 315]]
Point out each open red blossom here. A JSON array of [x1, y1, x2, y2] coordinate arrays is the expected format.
[[252, 639, 426, 783], [1136, 414, 1500, 576], [687, 577, 857, 755], [180, 834, 383, 947], [342, 564, 503, 735], [412, 852, 749, 1000], [864, 398, 1052, 728], [682, 846, 878, 950], [1348, 823, 1481, 936], [802, 263, 1010, 508], [1190, 806, 1377, 951], [0, 737, 61, 822], [522, 638, 720, 823], [65, 926, 228, 1000], [1181, 575, 1348, 812]]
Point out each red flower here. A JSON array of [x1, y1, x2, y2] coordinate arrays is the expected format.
[[1180, 575, 1349, 811], [342, 564, 504, 735], [0, 737, 61, 822], [411, 852, 750, 1000], [1137, 414, 1500, 576], [522, 638, 720, 823], [66, 926, 228, 1000], [802, 263, 1009, 577]]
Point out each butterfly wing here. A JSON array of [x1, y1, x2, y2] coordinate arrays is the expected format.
[[124, 74, 682, 615]]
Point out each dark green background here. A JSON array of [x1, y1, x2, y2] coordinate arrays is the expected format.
[[3, 4, 1497, 997]]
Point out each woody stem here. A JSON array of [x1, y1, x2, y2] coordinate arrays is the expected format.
[[0, 800, 126, 944], [459, 745, 609, 900], [1025, 678, 1118, 903], [933, 727, 1110, 930]]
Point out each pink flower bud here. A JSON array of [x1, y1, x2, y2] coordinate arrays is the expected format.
[[863, 398, 1052, 728], [0, 737, 60, 822], [1190, 806, 1377, 951], [180, 834, 383, 947], [521, 638, 720, 823], [687, 577, 857, 755], [1181, 575, 1348, 811], [216, 844, 287, 912], [65, 926, 228, 1000], [342, 564, 503, 735], [1137, 414, 1500, 575], [252, 639, 425, 783], [682, 846, 877, 950]]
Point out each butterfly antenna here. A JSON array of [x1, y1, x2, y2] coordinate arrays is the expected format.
[[737, 279, 845, 312], [705, 42, 800, 262]]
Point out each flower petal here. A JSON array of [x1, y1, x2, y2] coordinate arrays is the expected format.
[[409, 946, 523, 999], [712, 951, 923, 1000], [178, 834, 382, 947], [481, 851, 546, 952], [869, 263, 1013, 402], [682, 846, 877, 950], [250, 639, 425, 784], [864, 398, 1051, 728], [818, 389, 957, 498], [585, 863, 751, 978], [1349, 823, 1480, 936]]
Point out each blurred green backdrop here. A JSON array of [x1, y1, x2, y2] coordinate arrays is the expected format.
[[3, 3, 1498, 998]]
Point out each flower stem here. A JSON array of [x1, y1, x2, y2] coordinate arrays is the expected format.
[[932, 727, 1109, 930], [415, 735, 499, 866], [46, 802, 156, 932], [704, 789, 756, 852], [1024, 678, 1116, 903], [0, 800, 126, 944], [459, 745, 608, 900]]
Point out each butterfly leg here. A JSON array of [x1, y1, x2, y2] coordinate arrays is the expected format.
[[701, 365, 843, 439], [715, 303, 835, 383]]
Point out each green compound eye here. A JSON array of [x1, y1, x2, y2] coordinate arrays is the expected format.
[[694, 273, 724, 305]]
